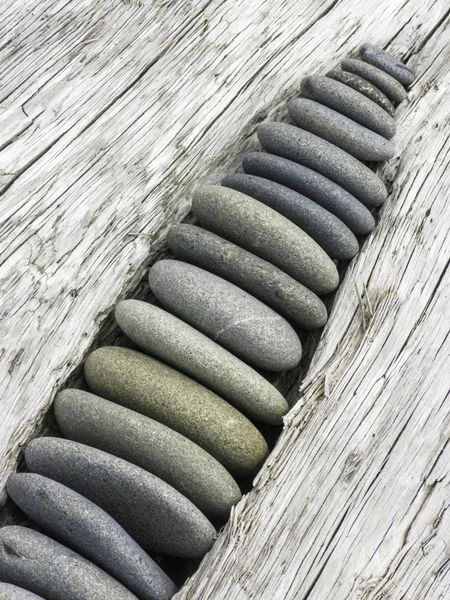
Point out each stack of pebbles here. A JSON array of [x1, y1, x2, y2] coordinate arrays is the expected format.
[[0, 44, 414, 600]]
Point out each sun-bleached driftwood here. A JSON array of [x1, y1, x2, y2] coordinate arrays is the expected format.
[[0, 0, 449, 596]]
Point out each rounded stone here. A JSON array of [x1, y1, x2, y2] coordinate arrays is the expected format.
[[341, 58, 407, 104], [167, 225, 327, 328], [148, 259, 302, 371], [0, 526, 138, 600], [25, 437, 216, 558], [7, 473, 176, 600], [84, 345, 269, 476], [191, 185, 339, 295], [288, 97, 395, 161], [115, 299, 292, 422], [258, 122, 387, 206], [222, 173, 359, 259], [0, 583, 45, 600], [359, 43, 415, 86], [326, 69, 395, 116], [242, 152, 375, 236], [55, 388, 241, 518], [301, 75, 395, 139]]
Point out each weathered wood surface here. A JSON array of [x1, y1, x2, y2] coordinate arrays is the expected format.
[[0, 0, 449, 596], [176, 14, 450, 600]]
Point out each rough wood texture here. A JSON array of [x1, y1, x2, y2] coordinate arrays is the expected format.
[[176, 13, 450, 600], [0, 0, 449, 596]]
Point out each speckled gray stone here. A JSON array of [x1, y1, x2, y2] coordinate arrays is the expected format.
[[115, 300, 292, 422], [7, 473, 176, 600], [25, 438, 216, 558], [360, 43, 415, 86], [222, 174, 359, 259], [167, 225, 327, 328], [55, 388, 241, 518], [301, 75, 395, 139], [287, 98, 395, 161], [0, 526, 138, 600], [85, 345, 269, 476], [258, 122, 387, 207], [0, 584, 45, 600], [148, 260, 302, 371], [191, 185, 339, 295], [242, 152, 375, 236], [342, 58, 406, 104], [326, 69, 395, 116]]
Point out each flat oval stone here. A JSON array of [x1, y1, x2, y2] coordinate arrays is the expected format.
[[116, 299, 292, 422], [288, 97, 395, 161], [0, 584, 45, 600], [326, 69, 395, 116], [0, 526, 138, 600], [342, 58, 406, 104], [149, 260, 302, 371], [25, 438, 216, 558], [258, 122, 387, 206], [7, 474, 176, 600], [242, 152, 375, 236], [360, 43, 415, 86], [85, 345, 269, 476], [55, 388, 241, 518], [301, 75, 395, 139], [191, 185, 339, 294], [222, 174, 359, 259], [167, 225, 327, 328]]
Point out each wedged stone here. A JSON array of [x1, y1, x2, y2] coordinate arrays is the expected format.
[[0, 583, 45, 600], [242, 152, 375, 236], [55, 388, 242, 517], [148, 260, 302, 372], [6, 473, 176, 600], [25, 438, 216, 558], [222, 174, 359, 259], [301, 75, 395, 139], [0, 526, 138, 600], [84, 345, 269, 476], [326, 69, 395, 116], [258, 122, 387, 206], [115, 299, 293, 422], [359, 43, 415, 86], [288, 97, 395, 161], [166, 225, 327, 328], [342, 58, 406, 104], [191, 185, 339, 294]]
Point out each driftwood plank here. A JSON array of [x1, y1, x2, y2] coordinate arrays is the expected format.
[[176, 15, 450, 599], [0, 3, 449, 596]]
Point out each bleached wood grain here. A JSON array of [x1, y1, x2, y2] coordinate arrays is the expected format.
[[176, 13, 450, 600], [0, 0, 449, 596]]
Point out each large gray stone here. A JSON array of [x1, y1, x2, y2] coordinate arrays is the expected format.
[[6, 474, 176, 600], [359, 43, 415, 86], [115, 299, 292, 422], [0, 526, 138, 600], [191, 185, 339, 294], [55, 388, 241, 518], [242, 152, 375, 236], [148, 260, 302, 371], [222, 173, 359, 259], [0, 583, 45, 600], [341, 58, 406, 104], [25, 438, 216, 558], [166, 225, 327, 328], [287, 97, 395, 161], [301, 75, 395, 139], [326, 69, 395, 116], [258, 122, 387, 207], [84, 345, 269, 476]]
